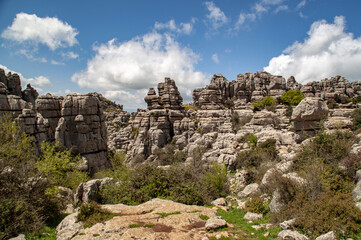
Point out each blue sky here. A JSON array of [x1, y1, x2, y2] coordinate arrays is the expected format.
[[1, 0, 361, 111]]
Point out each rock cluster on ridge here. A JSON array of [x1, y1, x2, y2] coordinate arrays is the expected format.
[[0, 68, 110, 173]]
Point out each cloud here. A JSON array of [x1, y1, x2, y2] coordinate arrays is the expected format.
[[264, 16, 361, 83], [296, 0, 306, 9], [154, 19, 194, 35], [212, 53, 219, 64], [16, 49, 47, 63], [71, 32, 208, 108], [253, 3, 268, 14], [1, 12, 78, 50], [51, 60, 64, 65], [61, 51, 79, 59], [204, 1, 228, 29], [0, 64, 51, 88], [235, 13, 256, 29], [261, 0, 284, 5], [274, 5, 288, 13]]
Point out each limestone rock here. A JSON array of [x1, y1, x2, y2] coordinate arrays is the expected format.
[[211, 198, 227, 206], [244, 212, 263, 220], [278, 230, 309, 240], [56, 212, 83, 240], [315, 231, 337, 240], [205, 216, 227, 231], [280, 218, 296, 230], [74, 177, 114, 205], [292, 98, 329, 131], [8, 234, 26, 240], [238, 183, 260, 198]]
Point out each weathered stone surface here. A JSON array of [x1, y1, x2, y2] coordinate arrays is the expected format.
[[58, 198, 225, 240], [244, 212, 263, 220], [278, 230, 309, 240], [74, 178, 114, 205], [315, 231, 337, 240], [292, 98, 329, 131], [8, 234, 26, 240], [56, 212, 83, 240], [205, 216, 227, 231], [211, 198, 227, 206], [238, 183, 260, 198], [280, 218, 296, 230], [55, 94, 110, 173]]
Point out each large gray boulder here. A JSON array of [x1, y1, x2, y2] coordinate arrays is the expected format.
[[74, 178, 114, 205], [205, 216, 227, 231], [291, 97, 329, 131], [315, 231, 337, 240]]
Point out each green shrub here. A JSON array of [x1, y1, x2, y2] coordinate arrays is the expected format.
[[100, 163, 229, 206], [352, 108, 361, 131], [262, 96, 277, 106], [77, 201, 116, 228], [37, 141, 89, 190], [285, 192, 361, 238], [245, 197, 268, 214], [280, 90, 304, 106], [0, 115, 60, 239], [247, 134, 258, 148], [153, 144, 187, 165], [251, 100, 264, 111]]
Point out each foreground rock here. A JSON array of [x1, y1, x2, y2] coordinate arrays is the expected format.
[[74, 178, 114, 205], [278, 230, 309, 240], [57, 198, 235, 240]]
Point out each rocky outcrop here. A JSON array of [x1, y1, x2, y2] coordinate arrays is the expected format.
[[57, 198, 232, 240], [55, 94, 110, 173], [0, 68, 110, 173], [74, 178, 114, 205], [193, 72, 287, 109], [291, 97, 329, 132]]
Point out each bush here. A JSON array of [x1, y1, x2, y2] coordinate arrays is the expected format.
[[245, 197, 268, 214], [251, 96, 277, 112], [232, 138, 279, 182], [0, 115, 60, 239], [100, 163, 229, 206], [280, 90, 304, 106], [352, 108, 361, 131], [153, 144, 187, 165], [285, 192, 361, 238], [37, 141, 89, 190]]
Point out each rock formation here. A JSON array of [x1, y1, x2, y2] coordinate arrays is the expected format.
[[0, 68, 110, 172]]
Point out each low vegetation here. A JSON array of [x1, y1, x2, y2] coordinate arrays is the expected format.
[[251, 96, 277, 112], [77, 201, 116, 228], [100, 159, 229, 206], [280, 90, 304, 106]]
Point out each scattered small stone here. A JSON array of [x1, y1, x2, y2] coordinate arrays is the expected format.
[[211, 198, 227, 206], [215, 234, 222, 239], [264, 232, 270, 237]]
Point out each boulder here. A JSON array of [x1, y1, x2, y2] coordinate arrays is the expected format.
[[292, 97, 329, 131], [278, 230, 309, 240], [280, 218, 296, 230], [238, 183, 260, 198], [74, 178, 114, 205], [315, 231, 337, 240], [244, 212, 263, 220], [56, 212, 83, 240], [205, 216, 227, 231]]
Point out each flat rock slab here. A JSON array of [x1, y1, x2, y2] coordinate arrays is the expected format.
[[62, 198, 234, 240]]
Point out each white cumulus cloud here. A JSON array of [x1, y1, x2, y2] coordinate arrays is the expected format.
[[71, 32, 208, 109], [204, 1, 228, 30], [264, 16, 361, 83], [1, 12, 78, 50]]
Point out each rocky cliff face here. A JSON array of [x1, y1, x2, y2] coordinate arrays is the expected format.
[[0, 68, 110, 173], [193, 72, 361, 110], [107, 72, 361, 168]]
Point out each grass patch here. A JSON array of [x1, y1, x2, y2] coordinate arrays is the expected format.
[[200, 215, 210, 220], [216, 208, 281, 240], [156, 211, 181, 218], [144, 224, 154, 228], [129, 224, 141, 228]]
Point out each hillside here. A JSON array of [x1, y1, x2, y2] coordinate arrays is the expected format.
[[2, 68, 361, 239]]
